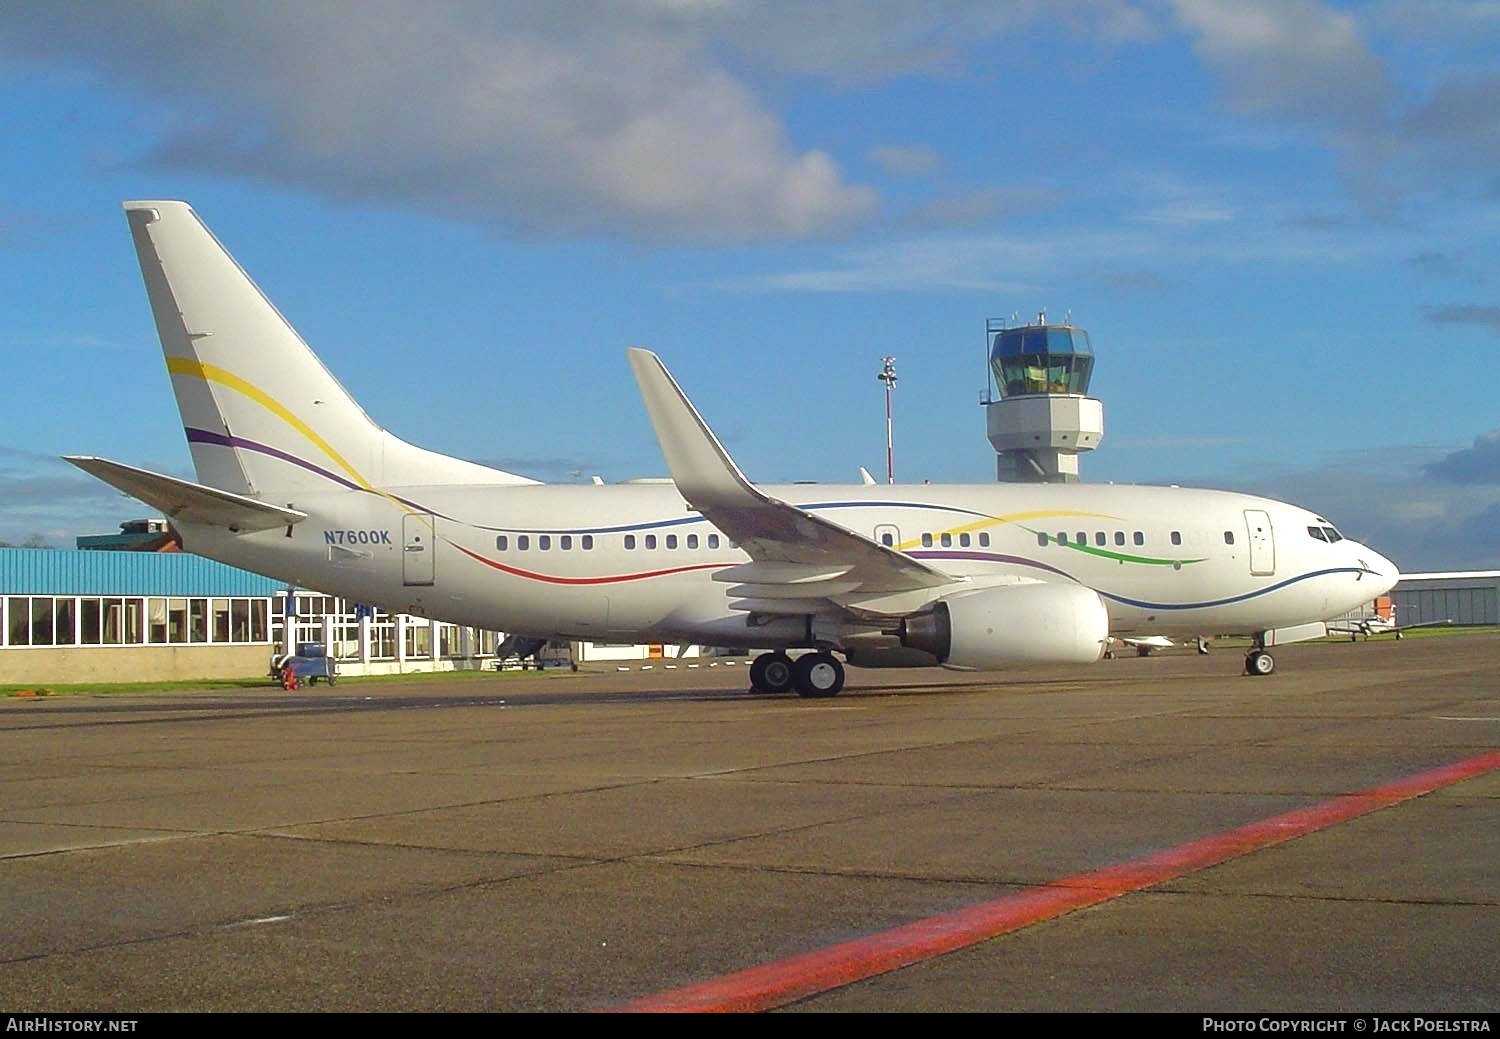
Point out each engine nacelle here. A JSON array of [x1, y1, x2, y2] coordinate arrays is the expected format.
[[899, 583, 1109, 669]]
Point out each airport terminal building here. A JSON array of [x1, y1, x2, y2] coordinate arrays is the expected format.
[[0, 543, 514, 685]]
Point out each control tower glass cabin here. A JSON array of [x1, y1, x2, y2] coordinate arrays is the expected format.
[[984, 316, 1104, 483]]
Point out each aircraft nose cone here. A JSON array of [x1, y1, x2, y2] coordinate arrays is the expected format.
[[1358, 545, 1400, 595]]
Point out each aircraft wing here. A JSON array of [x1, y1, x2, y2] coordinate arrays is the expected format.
[[65, 456, 308, 533], [627, 349, 954, 610]]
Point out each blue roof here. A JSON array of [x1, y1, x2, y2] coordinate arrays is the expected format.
[[0, 548, 284, 597]]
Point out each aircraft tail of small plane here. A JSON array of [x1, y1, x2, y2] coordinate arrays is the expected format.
[[121, 201, 535, 500]]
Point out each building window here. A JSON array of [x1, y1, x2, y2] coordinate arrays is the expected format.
[[7, 597, 31, 646]]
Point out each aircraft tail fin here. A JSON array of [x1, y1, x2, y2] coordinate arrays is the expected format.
[[123, 201, 536, 500]]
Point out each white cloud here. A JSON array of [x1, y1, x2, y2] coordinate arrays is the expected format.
[[1167, 0, 1392, 130], [0, 1, 879, 242]]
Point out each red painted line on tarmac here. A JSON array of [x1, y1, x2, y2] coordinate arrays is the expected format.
[[604, 749, 1500, 1013]]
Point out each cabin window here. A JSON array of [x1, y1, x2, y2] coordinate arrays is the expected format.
[[1133, 532, 1144, 546], [624, 534, 636, 550], [517, 535, 530, 551], [645, 534, 657, 550], [921, 533, 933, 548], [582, 535, 594, 550], [940, 533, 952, 548], [959, 533, 971, 547], [1076, 531, 1087, 545], [1170, 531, 1182, 546], [1037, 532, 1048, 547], [560, 535, 572, 550], [1114, 531, 1125, 546], [666, 534, 678, 549], [708, 534, 720, 549], [1223, 531, 1235, 545], [880, 532, 894, 547], [978, 532, 990, 547], [1095, 532, 1106, 546], [538, 535, 551, 551], [687, 533, 698, 549], [495, 536, 508, 551], [1057, 532, 1068, 544]]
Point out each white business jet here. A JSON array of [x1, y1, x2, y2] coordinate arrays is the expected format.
[[67, 202, 1399, 697]]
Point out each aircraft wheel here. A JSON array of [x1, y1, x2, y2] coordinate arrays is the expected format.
[[792, 652, 844, 699], [1245, 650, 1275, 677], [1137, 646, 1152, 657], [749, 652, 794, 694]]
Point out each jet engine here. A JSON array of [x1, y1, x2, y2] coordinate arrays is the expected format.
[[898, 583, 1109, 669]]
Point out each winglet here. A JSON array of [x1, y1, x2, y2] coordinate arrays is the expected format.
[[626, 348, 764, 512]]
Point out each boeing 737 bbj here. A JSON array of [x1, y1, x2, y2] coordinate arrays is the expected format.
[[68, 202, 1400, 697]]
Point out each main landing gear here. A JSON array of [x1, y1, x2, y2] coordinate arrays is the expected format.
[[749, 650, 845, 698], [1244, 634, 1275, 677]]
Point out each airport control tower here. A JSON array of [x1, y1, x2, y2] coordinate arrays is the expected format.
[[984, 312, 1103, 482]]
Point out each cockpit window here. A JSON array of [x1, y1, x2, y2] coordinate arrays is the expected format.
[[1307, 526, 1328, 542], [1323, 527, 1343, 543]]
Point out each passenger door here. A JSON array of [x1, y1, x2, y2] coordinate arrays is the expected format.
[[1244, 510, 1275, 576], [403, 514, 436, 586]]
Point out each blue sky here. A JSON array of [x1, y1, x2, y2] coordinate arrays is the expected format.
[[1, 1, 1496, 570]]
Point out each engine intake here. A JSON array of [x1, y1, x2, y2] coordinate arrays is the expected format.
[[900, 583, 1109, 669]]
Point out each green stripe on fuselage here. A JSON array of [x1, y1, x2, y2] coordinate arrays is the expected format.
[[1034, 532, 1205, 567]]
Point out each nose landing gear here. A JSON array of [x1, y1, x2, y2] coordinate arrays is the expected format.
[[1244, 634, 1275, 677]]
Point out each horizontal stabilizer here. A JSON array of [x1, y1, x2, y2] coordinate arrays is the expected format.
[[65, 456, 308, 533]]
